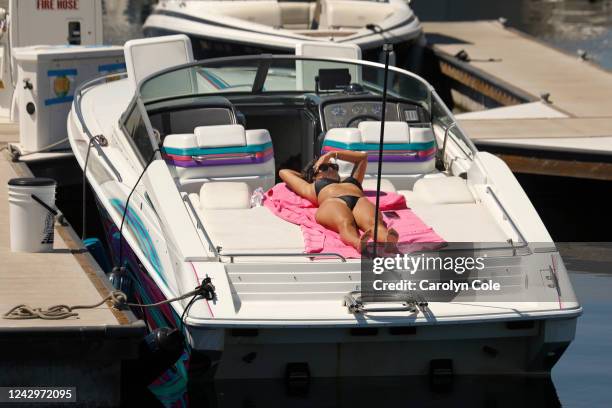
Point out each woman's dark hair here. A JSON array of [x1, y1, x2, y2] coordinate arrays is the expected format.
[[301, 157, 318, 183]]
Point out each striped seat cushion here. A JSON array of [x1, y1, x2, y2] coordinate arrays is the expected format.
[[164, 141, 274, 167], [321, 139, 436, 163], [163, 126, 274, 168], [162, 125, 276, 194], [321, 122, 436, 164]]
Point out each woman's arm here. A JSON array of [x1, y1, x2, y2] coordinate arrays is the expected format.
[[279, 169, 317, 202], [333, 150, 367, 164], [333, 150, 368, 183]]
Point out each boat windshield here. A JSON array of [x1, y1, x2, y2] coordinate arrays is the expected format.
[[138, 56, 431, 109]]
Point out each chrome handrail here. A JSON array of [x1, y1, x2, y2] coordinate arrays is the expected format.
[[343, 291, 428, 314], [182, 194, 219, 257], [192, 153, 256, 162], [73, 72, 128, 182], [432, 90, 478, 158], [439, 122, 457, 170], [221, 252, 347, 263], [486, 186, 528, 246]]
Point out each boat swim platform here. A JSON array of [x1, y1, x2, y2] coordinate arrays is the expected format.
[[424, 21, 612, 180], [0, 139, 145, 406]]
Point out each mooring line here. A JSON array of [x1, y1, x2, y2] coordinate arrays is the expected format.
[[2, 279, 215, 321]]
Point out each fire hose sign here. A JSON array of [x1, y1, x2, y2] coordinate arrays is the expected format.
[[36, 0, 79, 10]]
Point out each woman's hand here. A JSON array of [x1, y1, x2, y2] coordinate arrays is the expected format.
[[315, 152, 336, 169], [331, 150, 368, 183]]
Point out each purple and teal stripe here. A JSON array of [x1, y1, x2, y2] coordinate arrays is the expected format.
[[110, 199, 165, 284], [322, 140, 436, 163], [164, 141, 273, 168], [98, 201, 190, 406]]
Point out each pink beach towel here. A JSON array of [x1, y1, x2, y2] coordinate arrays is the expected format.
[[263, 183, 445, 258]]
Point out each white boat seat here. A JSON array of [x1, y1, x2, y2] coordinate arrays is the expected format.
[[280, 2, 316, 29], [320, 0, 395, 29], [163, 124, 275, 193], [321, 121, 436, 189], [211, 1, 282, 27], [358, 121, 411, 144], [361, 178, 396, 193]]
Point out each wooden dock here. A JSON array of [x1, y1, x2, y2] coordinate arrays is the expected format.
[[425, 21, 612, 180], [0, 136, 145, 405]]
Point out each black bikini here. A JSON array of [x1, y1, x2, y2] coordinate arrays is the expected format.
[[314, 176, 364, 210]]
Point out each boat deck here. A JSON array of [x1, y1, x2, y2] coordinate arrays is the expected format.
[[0, 135, 144, 405], [425, 21, 612, 179]]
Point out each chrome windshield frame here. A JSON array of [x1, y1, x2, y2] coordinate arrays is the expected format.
[[135, 54, 434, 105], [130, 55, 480, 159]]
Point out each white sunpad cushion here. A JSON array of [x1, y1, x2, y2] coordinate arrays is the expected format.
[[408, 203, 507, 242], [200, 182, 251, 209], [200, 206, 305, 252], [361, 178, 397, 193], [412, 176, 475, 205]]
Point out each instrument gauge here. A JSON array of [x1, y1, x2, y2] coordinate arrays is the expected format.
[[371, 103, 382, 116], [330, 106, 347, 116], [351, 104, 366, 114]]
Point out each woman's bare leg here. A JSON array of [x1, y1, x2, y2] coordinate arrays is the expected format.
[[352, 198, 397, 251], [315, 199, 362, 250], [385, 228, 399, 253]]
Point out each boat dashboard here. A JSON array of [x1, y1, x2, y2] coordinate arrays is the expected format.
[[145, 91, 431, 141], [322, 99, 429, 130], [306, 93, 430, 132]]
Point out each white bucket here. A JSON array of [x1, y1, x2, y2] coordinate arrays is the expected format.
[[8, 177, 57, 253]]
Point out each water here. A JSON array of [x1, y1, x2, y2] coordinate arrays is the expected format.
[[94, 1, 612, 406], [553, 244, 612, 407]]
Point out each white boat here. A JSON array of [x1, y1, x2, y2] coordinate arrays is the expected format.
[[68, 35, 581, 380], [143, 0, 424, 65]]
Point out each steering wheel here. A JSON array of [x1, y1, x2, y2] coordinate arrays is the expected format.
[[346, 115, 380, 128]]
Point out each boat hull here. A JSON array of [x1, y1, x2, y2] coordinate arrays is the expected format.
[[143, 8, 426, 69], [201, 319, 576, 379], [145, 26, 426, 74]]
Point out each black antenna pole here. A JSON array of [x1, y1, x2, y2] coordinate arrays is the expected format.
[[114, 148, 161, 272], [372, 43, 392, 257]]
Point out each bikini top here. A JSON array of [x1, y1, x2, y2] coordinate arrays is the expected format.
[[314, 176, 363, 197]]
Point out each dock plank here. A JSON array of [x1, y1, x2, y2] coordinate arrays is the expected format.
[[425, 21, 612, 118], [0, 150, 124, 328], [460, 117, 612, 141], [425, 21, 612, 164]]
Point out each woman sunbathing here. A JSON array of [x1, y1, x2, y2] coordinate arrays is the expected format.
[[279, 150, 398, 253]]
